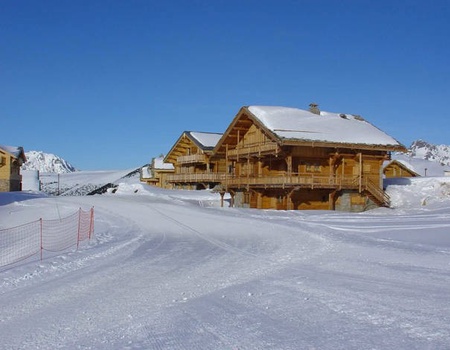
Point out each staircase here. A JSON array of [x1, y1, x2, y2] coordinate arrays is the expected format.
[[364, 179, 390, 207]]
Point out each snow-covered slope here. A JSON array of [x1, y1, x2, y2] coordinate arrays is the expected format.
[[22, 150, 77, 173], [1, 177, 450, 349], [40, 168, 141, 196]]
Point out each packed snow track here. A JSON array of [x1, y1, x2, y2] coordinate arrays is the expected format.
[[1, 185, 450, 349]]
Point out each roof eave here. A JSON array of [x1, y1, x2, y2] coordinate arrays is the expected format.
[[280, 138, 407, 152], [212, 106, 282, 156]]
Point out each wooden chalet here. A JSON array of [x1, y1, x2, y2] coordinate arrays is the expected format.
[[211, 105, 407, 211], [0, 145, 26, 192], [140, 155, 175, 188], [383, 159, 420, 178], [164, 131, 225, 190]]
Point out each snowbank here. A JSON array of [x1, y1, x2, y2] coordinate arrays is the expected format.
[[386, 177, 450, 209]]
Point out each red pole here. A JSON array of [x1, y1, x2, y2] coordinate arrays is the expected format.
[[40, 218, 43, 261], [89, 207, 94, 239], [89, 207, 95, 239], [77, 208, 81, 249]]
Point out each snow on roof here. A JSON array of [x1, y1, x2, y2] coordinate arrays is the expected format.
[[383, 158, 418, 174], [248, 106, 402, 147], [153, 156, 174, 170], [388, 153, 450, 177], [0, 145, 25, 158], [188, 132, 223, 149], [141, 166, 152, 179]]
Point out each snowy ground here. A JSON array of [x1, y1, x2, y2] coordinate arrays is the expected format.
[[1, 174, 450, 349]]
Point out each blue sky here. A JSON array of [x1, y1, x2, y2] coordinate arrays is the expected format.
[[2, 0, 449, 170]]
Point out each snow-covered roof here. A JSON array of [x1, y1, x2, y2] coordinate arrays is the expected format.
[[384, 158, 415, 171], [0, 145, 25, 159], [248, 106, 403, 148], [141, 166, 152, 179], [383, 159, 420, 176], [153, 156, 174, 170], [387, 153, 450, 177], [187, 132, 223, 149]]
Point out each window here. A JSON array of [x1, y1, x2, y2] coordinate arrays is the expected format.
[[306, 163, 321, 173]]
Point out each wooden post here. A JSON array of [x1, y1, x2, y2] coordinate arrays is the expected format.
[[220, 191, 225, 207], [329, 191, 336, 210], [225, 144, 229, 190], [358, 152, 362, 192], [247, 155, 250, 189], [237, 130, 240, 162], [329, 156, 333, 179], [286, 154, 292, 177], [287, 193, 293, 210], [257, 191, 262, 209]]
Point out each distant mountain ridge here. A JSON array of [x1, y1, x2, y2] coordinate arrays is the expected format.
[[407, 140, 450, 166], [22, 151, 77, 173]]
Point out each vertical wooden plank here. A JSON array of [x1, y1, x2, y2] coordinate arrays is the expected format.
[[359, 152, 362, 192]]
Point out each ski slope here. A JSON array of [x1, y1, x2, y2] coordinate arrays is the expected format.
[[1, 176, 450, 349]]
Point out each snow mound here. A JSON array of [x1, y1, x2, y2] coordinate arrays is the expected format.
[[386, 177, 450, 209]]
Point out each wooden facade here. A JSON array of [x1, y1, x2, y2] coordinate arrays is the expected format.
[[140, 156, 175, 188], [210, 106, 406, 211], [161, 105, 406, 211], [164, 131, 225, 190], [383, 160, 420, 178], [0, 145, 26, 192]]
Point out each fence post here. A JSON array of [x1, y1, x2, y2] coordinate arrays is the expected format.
[[77, 208, 81, 250], [40, 218, 43, 261], [89, 207, 94, 240]]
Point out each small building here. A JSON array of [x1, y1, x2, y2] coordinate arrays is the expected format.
[[211, 105, 406, 211], [140, 155, 175, 188], [164, 131, 224, 190], [0, 145, 27, 192], [383, 159, 420, 178]]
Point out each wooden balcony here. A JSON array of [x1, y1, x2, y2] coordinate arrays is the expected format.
[[225, 174, 389, 207], [227, 143, 279, 159], [167, 173, 227, 183], [225, 174, 360, 189], [166, 172, 389, 206], [177, 154, 208, 164]]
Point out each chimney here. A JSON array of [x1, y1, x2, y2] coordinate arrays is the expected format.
[[309, 103, 320, 115]]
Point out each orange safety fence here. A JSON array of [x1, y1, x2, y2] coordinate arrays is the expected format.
[[0, 207, 94, 268]]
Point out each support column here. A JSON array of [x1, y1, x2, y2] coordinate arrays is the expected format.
[[358, 152, 362, 192], [329, 190, 337, 210], [286, 154, 292, 176], [287, 193, 293, 210], [220, 191, 225, 207], [230, 192, 235, 208], [256, 191, 262, 209]]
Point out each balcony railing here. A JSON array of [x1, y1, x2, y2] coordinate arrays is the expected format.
[[225, 174, 360, 189], [227, 143, 279, 158], [167, 173, 227, 183], [177, 154, 208, 164], [166, 172, 388, 206], [168, 173, 359, 188]]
